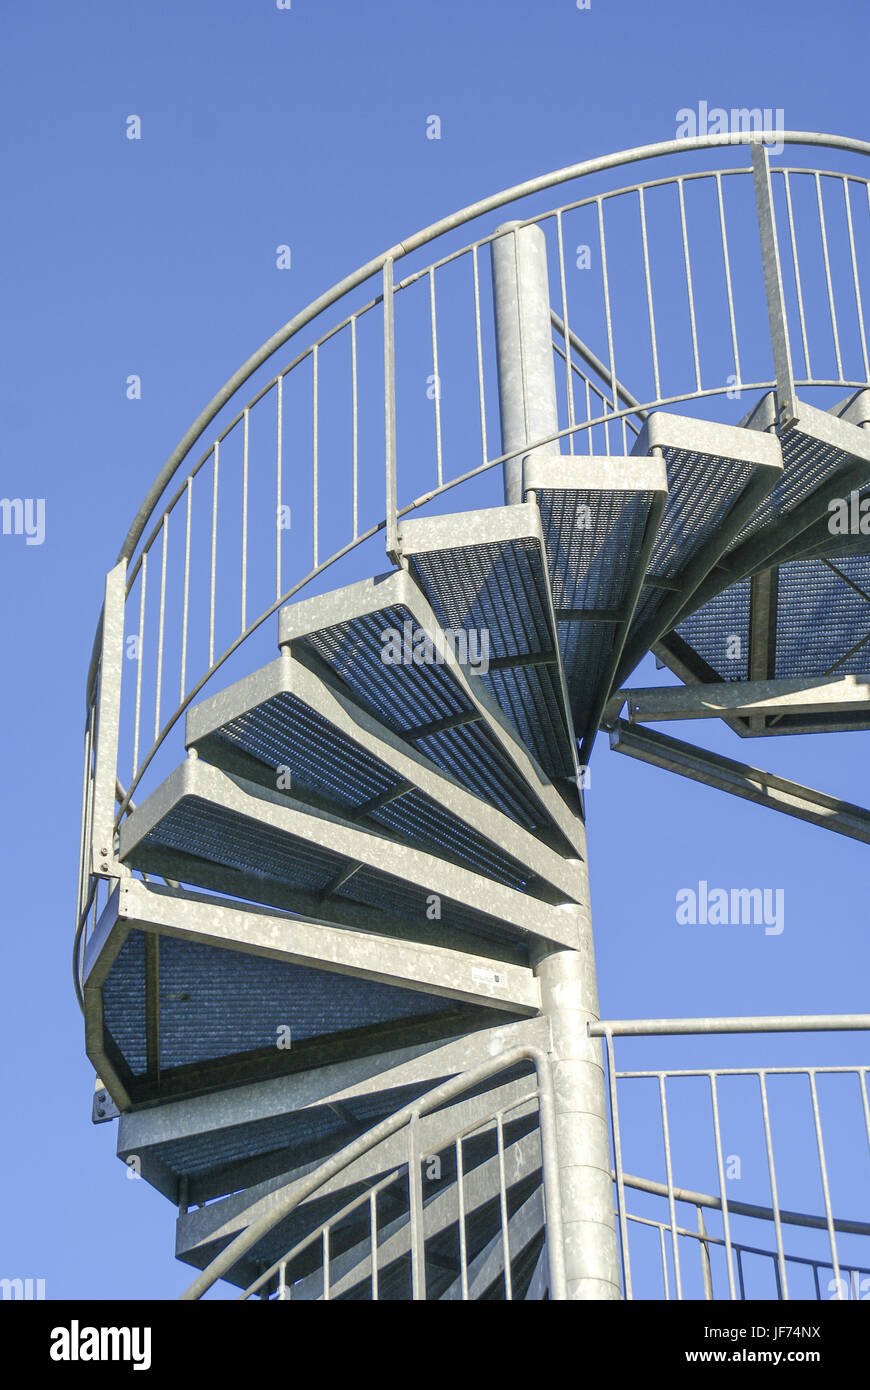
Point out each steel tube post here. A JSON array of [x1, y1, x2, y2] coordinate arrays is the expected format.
[[491, 222, 562, 504], [751, 142, 797, 430], [491, 225, 620, 1295], [532, 886, 622, 1300]]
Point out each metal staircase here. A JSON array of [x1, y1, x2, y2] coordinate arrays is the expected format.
[[77, 133, 870, 1300]]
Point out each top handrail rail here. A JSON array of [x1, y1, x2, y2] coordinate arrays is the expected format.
[[84, 130, 870, 706]]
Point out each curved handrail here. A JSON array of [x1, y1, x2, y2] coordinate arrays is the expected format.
[[84, 130, 870, 702]]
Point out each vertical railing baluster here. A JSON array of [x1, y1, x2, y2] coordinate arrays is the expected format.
[[369, 1189, 379, 1301], [638, 186, 661, 402], [659, 1074, 683, 1300], [312, 346, 319, 569], [209, 442, 219, 667], [759, 1071, 789, 1299], [407, 1116, 425, 1300], [605, 1031, 632, 1300], [241, 407, 249, 633], [276, 374, 283, 600], [697, 1206, 713, 1300], [350, 318, 359, 539], [808, 1069, 841, 1294], [496, 1113, 512, 1300], [456, 1136, 469, 1301], [843, 179, 869, 384], [154, 515, 168, 740], [597, 197, 618, 429], [180, 476, 192, 701], [659, 1224, 670, 1300], [783, 171, 812, 381], [555, 211, 576, 449], [677, 177, 702, 393], [709, 1073, 737, 1300], [471, 245, 488, 470], [428, 268, 443, 488], [815, 173, 844, 382], [132, 553, 147, 777], [716, 172, 741, 388]]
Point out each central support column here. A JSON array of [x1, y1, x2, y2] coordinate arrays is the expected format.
[[491, 222, 621, 1299], [532, 867, 621, 1300], [491, 222, 563, 504]]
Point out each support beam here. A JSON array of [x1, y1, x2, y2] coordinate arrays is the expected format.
[[609, 719, 870, 844], [614, 674, 870, 724]]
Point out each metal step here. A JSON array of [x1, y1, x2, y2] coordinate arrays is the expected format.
[[398, 503, 577, 782], [113, 1016, 549, 1202], [748, 390, 870, 569], [277, 568, 584, 855], [185, 650, 583, 904], [522, 454, 668, 760], [655, 391, 870, 733], [84, 879, 542, 1109], [118, 759, 585, 952], [613, 411, 783, 686], [669, 392, 870, 627]]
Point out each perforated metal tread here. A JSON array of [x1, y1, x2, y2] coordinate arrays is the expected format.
[[668, 392, 870, 630], [277, 568, 584, 855], [612, 411, 783, 687], [84, 878, 536, 1110], [118, 759, 584, 952], [522, 455, 668, 759], [185, 652, 582, 904], [399, 503, 578, 782]]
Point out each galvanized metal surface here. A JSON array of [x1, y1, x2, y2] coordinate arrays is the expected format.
[[74, 131, 870, 1301]]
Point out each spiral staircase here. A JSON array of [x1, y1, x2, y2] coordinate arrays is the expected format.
[[77, 134, 870, 1300]]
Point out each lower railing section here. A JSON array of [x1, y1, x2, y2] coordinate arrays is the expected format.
[[593, 1016, 870, 1301], [180, 1016, 870, 1301], [181, 1045, 564, 1302]]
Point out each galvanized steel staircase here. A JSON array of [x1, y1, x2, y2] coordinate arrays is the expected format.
[[83, 386, 870, 1298]]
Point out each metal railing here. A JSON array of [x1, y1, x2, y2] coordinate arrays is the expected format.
[[180, 1045, 562, 1302], [174, 1017, 870, 1301], [74, 132, 870, 995], [593, 1016, 870, 1300]]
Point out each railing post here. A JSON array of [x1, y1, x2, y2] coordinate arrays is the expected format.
[[491, 222, 562, 504], [751, 141, 798, 431], [383, 257, 400, 563], [697, 1205, 714, 1300], [90, 561, 127, 878], [407, 1115, 426, 1300]]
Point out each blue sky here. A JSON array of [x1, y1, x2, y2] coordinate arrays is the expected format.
[[1, 0, 867, 1300]]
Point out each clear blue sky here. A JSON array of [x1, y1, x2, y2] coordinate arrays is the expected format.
[[1, 0, 867, 1300]]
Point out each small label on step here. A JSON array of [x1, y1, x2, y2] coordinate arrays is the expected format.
[[472, 966, 505, 987]]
